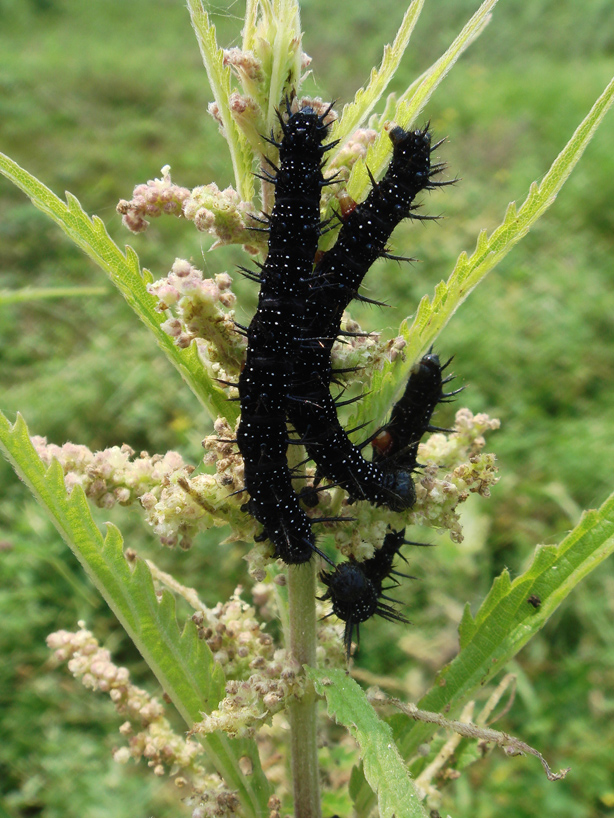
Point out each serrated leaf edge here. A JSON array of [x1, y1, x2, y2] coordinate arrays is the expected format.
[[350, 72, 614, 429], [0, 150, 235, 424], [0, 411, 271, 817], [308, 667, 428, 818]]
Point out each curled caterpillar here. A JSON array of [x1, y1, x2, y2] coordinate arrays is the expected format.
[[237, 103, 335, 564], [320, 528, 411, 660], [289, 126, 448, 510], [320, 352, 453, 658]]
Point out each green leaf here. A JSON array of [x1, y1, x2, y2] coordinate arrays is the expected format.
[[391, 0, 496, 128], [0, 151, 236, 425], [262, 0, 303, 129], [350, 72, 614, 429], [308, 667, 428, 818], [187, 0, 254, 201], [351, 490, 614, 816], [345, 0, 498, 206], [243, 0, 259, 46], [0, 411, 271, 818], [458, 601, 477, 649], [405, 491, 614, 749], [330, 0, 425, 151]]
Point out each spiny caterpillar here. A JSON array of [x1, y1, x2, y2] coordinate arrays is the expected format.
[[236, 103, 337, 565], [235, 101, 455, 658], [289, 126, 449, 511], [320, 528, 412, 660], [319, 352, 455, 657]]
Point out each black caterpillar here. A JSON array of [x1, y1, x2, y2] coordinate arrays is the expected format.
[[236, 104, 336, 564], [320, 528, 411, 659], [320, 352, 455, 657], [231, 105, 460, 658], [371, 351, 462, 468], [289, 126, 448, 511], [237, 108, 452, 587]]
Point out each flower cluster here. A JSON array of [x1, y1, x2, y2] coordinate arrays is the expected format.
[[140, 469, 237, 550], [327, 128, 378, 178], [323, 127, 379, 214], [29, 421, 249, 552], [182, 183, 261, 251], [31, 437, 187, 509], [192, 664, 304, 740], [29, 433, 247, 550], [189, 588, 344, 739], [148, 259, 247, 382], [409, 409, 501, 541], [330, 313, 408, 378], [117, 165, 191, 233], [141, 418, 254, 550], [46, 624, 240, 818], [117, 165, 261, 250], [192, 588, 278, 679], [329, 409, 500, 559]]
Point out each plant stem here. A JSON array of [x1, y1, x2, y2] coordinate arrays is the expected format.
[[287, 560, 321, 818]]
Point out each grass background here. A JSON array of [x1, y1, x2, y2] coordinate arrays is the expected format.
[[1, 0, 614, 815]]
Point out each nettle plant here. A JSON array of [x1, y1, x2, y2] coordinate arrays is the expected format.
[[1, 1, 614, 817]]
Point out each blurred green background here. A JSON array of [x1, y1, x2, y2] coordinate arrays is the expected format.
[[1, 0, 614, 815]]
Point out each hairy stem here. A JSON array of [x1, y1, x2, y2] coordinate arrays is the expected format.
[[287, 560, 321, 818]]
